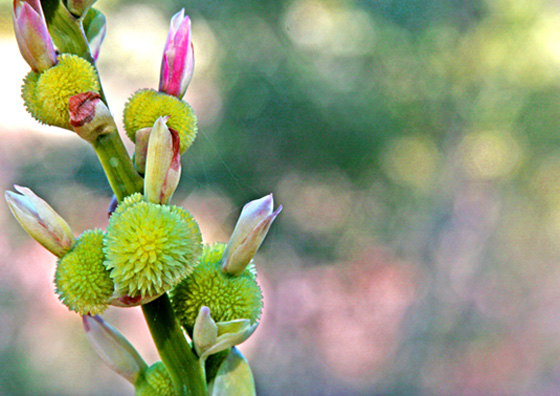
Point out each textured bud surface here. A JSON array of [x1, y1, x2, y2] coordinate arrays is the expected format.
[[123, 89, 197, 154], [104, 194, 202, 296], [22, 54, 100, 129], [135, 362, 175, 396], [170, 243, 263, 334], [55, 229, 113, 315]]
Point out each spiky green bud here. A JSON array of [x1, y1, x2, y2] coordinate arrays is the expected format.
[[170, 243, 263, 335], [123, 89, 197, 154], [103, 193, 202, 297], [22, 54, 100, 129], [55, 229, 113, 315], [135, 362, 175, 396]]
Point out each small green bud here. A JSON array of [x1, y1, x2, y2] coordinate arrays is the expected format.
[[135, 362, 175, 396], [104, 193, 202, 297], [123, 89, 197, 154], [170, 243, 263, 335], [193, 306, 218, 358], [55, 229, 113, 315]]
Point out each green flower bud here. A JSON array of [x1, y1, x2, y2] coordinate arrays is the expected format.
[[22, 54, 100, 129], [170, 243, 263, 335], [104, 193, 202, 297], [135, 362, 175, 396], [55, 229, 113, 315], [123, 89, 197, 154]]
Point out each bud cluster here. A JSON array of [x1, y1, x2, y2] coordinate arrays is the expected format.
[[6, 2, 281, 394]]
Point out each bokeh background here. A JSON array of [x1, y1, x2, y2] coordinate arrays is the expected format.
[[1, 0, 560, 394]]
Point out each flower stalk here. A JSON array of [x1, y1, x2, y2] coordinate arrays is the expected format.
[[142, 295, 207, 396]]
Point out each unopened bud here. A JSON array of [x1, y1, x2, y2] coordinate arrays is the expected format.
[[5, 185, 75, 257], [193, 306, 218, 358], [83, 315, 147, 384], [222, 194, 282, 276], [143, 117, 181, 204]]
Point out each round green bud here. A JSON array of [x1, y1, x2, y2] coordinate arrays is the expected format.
[[123, 89, 197, 154], [22, 54, 100, 129], [135, 362, 174, 396], [104, 194, 202, 297], [21, 71, 42, 123], [170, 243, 263, 334], [55, 229, 114, 315]]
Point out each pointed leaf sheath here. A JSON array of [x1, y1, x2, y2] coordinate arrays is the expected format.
[[159, 9, 194, 99], [12, 0, 57, 72], [83, 315, 148, 384], [143, 117, 181, 204], [5, 185, 75, 257], [221, 194, 282, 276]]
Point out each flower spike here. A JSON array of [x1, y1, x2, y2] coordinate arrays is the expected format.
[[221, 194, 282, 276], [159, 9, 194, 99], [5, 185, 75, 257], [12, 0, 57, 72]]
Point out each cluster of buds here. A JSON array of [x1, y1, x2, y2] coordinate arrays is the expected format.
[[7, 1, 281, 394]]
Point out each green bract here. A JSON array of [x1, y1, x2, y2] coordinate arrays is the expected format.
[[104, 193, 202, 297], [123, 89, 198, 154], [55, 229, 113, 315], [170, 243, 263, 334], [135, 362, 174, 396]]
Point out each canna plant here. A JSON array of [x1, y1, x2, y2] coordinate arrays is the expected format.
[[5, 1, 281, 395]]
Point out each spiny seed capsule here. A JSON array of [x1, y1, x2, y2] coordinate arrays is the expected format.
[[135, 362, 174, 396], [170, 243, 263, 335], [55, 229, 114, 315], [22, 54, 100, 129], [123, 89, 197, 154], [104, 193, 202, 297]]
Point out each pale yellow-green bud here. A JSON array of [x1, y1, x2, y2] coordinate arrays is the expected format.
[[5, 185, 75, 257], [83, 315, 148, 384], [221, 194, 281, 276], [144, 117, 181, 204]]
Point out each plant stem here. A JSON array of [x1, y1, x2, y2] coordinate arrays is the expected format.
[[92, 130, 143, 201], [142, 295, 207, 396]]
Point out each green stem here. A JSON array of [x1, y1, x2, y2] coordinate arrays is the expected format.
[[92, 130, 143, 201], [142, 295, 208, 396]]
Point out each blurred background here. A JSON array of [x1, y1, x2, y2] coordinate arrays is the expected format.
[[1, 0, 560, 394]]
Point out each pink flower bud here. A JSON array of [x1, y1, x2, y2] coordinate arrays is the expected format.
[[12, 0, 57, 72], [5, 185, 75, 257], [221, 194, 282, 276], [159, 9, 194, 99]]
